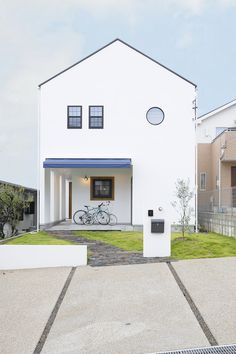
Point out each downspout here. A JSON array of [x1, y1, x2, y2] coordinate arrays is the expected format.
[[219, 140, 226, 211], [193, 89, 198, 233], [218, 158, 221, 210], [37, 86, 41, 232]]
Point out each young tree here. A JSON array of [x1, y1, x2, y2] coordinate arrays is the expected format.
[[172, 178, 194, 239], [0, 184, 30, 238]]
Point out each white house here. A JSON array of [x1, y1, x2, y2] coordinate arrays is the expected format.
[[39, 39, 196, 229], [197, 99, 236, 143]]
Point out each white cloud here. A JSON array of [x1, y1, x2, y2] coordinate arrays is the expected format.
[[176, 32, 193, 48], [218, 0, 236, 7], [0, 1, 86, 187], [0, 0, 236, 187], [173, 0, 206, 15]]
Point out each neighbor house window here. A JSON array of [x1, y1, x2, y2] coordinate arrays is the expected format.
[[89, 106, 104, 129], [67, 106, 82, 128], [200, 172, 206, 191], [90, 177, 114, 200]]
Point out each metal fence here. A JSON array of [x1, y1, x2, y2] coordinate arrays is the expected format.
[[198, 187, 236, 214], [198, 188, 236, 236]]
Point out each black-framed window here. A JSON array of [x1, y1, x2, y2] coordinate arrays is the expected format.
[[89, 106, 104, 129], [67, 106, 82, 129], [90, 177, 114, 200], [24, 201, 35, 215]]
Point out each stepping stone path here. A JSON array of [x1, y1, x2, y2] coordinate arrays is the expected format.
[[47, 230, 172, 267]]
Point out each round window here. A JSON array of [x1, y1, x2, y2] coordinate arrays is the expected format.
[[146, 107, 164, 125]]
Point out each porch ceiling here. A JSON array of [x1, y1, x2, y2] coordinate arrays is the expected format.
[[43, 158, 132, 169]]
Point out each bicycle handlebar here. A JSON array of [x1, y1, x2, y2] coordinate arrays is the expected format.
[[84, 202, 110, 209]]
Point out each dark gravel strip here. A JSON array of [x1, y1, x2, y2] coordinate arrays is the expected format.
[[48, 231, 173, 267], [167, 261, 218, 347], [33, 267, 76, 354]]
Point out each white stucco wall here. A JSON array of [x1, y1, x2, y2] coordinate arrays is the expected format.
[[39, 40, 196, 226], [197, 103, 236, 143], [72, 168, 132, 224]]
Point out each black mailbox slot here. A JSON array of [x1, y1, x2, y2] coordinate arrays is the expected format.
[[151, 219, 164, 233], [148, 210, 153, 217]]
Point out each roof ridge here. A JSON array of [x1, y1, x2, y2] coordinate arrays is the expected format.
[[38, 38, 196, 88]]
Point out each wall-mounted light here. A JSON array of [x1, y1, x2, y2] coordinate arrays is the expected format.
[[84, 175, 89, 181]]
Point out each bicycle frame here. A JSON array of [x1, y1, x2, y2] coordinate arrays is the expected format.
[[83, 203, 108, 224]]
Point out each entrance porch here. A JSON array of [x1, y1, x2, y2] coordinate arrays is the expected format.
[[40, 158, 133, 229], [46, 220, 134, 231]]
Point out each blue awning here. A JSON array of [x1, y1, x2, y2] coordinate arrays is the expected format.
[[43, 158, 132, 168]]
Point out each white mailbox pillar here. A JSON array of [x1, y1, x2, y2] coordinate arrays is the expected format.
[[143, 206, 171, 257]]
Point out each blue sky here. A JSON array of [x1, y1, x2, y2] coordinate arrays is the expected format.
[[0, 0, 236, 187]]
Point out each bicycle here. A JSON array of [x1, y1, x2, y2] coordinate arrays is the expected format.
[[99, 201, 118, 226], [73, 203, 110, 225]]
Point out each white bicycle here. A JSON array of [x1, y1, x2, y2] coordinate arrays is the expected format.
[[100, 201, 118, 226]]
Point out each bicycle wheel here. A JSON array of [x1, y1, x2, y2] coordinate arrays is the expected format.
[[97, 210, 110, 225], [73, 210, 87, 224], [83, 213, 93, 225], [109, 214, 117, 226]]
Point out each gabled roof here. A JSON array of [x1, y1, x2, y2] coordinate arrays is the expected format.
[[198, 98, 236, 122], [38, 38, 196, 88]]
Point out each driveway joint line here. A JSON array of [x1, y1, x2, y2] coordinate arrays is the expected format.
[[167, 261, 218, 347], [33, 266, 77, 354]]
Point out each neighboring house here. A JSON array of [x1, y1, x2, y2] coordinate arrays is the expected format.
[[39, 38, 196, 229], [197, 99, 236, 235], [0, 180, 37, 234]]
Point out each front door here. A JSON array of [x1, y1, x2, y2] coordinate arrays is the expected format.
[[231, 167, 236, 207], [69, 182, 72, 219]]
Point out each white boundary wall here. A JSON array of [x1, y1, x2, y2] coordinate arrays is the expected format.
[[0, 245, 87, 270]]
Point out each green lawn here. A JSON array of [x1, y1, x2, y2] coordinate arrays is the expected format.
[[74, 231, 143, 251], [73, 230, 236, 259], [3, 230, 236, 260], [2, 231, 74, 245], [172, 232, 236, 259]]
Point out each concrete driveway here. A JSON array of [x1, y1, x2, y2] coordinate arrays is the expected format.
[[1, 258, 236, 354], [0, 267, 71, 354]]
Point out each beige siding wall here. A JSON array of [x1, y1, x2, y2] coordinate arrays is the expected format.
[[211, 135, 221, 190], [198, 131, 236, 211], [222, 131, 236, 162], [200, 132, 236, 191], [220, 162, 234, 207], [197, 144, 212, 191], [211, 131, 236, 190]]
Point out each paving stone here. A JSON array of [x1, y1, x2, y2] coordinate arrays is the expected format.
[[47, 231, 173, 266]]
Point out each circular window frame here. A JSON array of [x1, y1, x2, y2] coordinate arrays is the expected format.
[[146, 107, 165, 126]]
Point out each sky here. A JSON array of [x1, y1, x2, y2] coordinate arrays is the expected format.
[[0, 0, 236, 188]]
